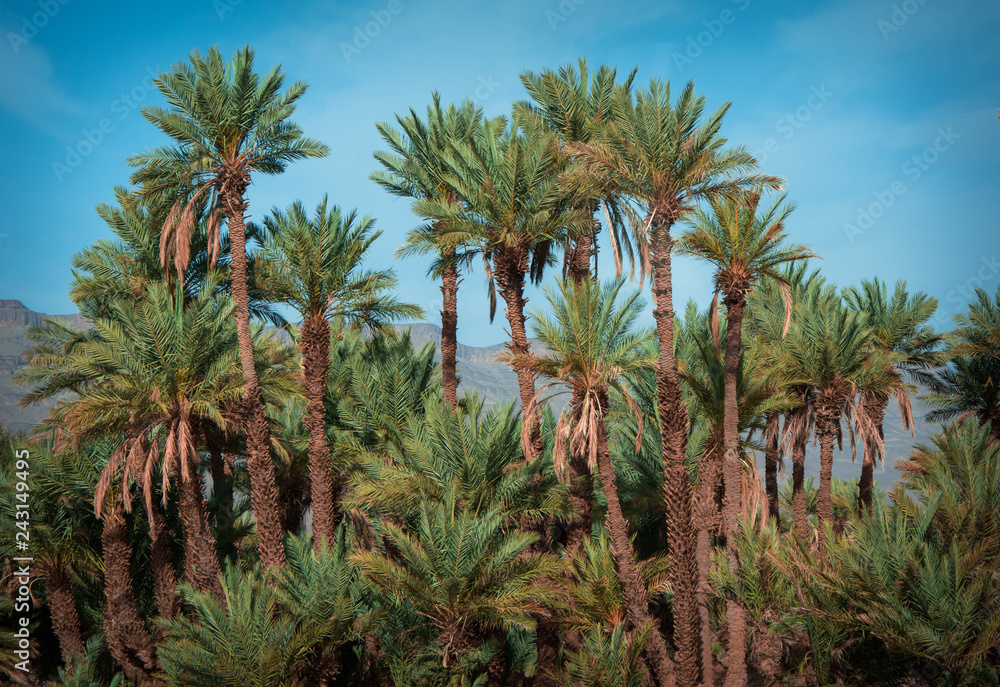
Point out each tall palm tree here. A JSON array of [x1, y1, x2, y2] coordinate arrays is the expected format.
[[414, 115, 589, 456], [373, 94, 482, 410], [773, 299, 898, 538], [675, 303, 794, 686], [19, 280, 296, 599], [128, 46, 330, 569], [563, 79, 781, 684], [505, 278, 675, 687], [842, 278, 942, 511], [748, 264, 832, 536], [677, 192, 812, 685], [255, 196, 421, 548], [517, 58, 637, 284]]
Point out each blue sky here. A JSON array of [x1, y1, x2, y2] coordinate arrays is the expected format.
[[0, 0, 997, 346]]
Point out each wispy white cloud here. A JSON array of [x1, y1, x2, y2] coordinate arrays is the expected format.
[[0, 27, 84, 132]]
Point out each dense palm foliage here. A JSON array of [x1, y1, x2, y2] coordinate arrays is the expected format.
[[3, 48, 997, 687]]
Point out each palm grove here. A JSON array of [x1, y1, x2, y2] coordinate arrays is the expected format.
[[2, 47, 999, 687]]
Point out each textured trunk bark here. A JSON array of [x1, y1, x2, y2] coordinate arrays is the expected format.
[[721, 299, 747, 687], [495, 249, 542, 457], [566, 231, 593, 286], [531, 617, 564, 687], [302, 312, 336, 551], [816, 418, 837, 533], [764, 414, 780, 526], [207, 435, 236, 560], [695, 440, 721, 687], [225, 181, 285, 569], [858, 394, 887, 514], [789, 404, 809, 538], [42, 560, 85, 667], [440, 245, 461, 410], [649, 217, 700, 687], [595, 409, 675, 687], [178, 471, 224, 600], [564, 386, 594, 558], [149, 505, 181, 621], [102, 507, 161, 684], [696, 528, 716, 687]]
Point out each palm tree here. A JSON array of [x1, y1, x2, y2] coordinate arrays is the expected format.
[[19, 280, 297, 600], [562, 78, 781, 684], [414, 115, 589, 456], [128, 46, 330, 569], [773, 298, 898, 538], [517, 58, 637, 284], [948, 285, 1000, 361], [373, 94, 482, 410], [255, 196, 421, 548], [842, 278, 942, 511], [675, 303, 794, 686], [504, 279, 675, 687], [0, 440, 104, 669], [158, 534, 358, 686], [925, 354, 1000, 441], [677, 192, 812, 685], [748, 264, 832, 536]]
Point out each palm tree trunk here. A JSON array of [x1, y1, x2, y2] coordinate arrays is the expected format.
[[41, 560, 85, 667], [206, 435, 236, 560], [788, 403, 809, 537], [858, 394, 888, 513], [225, 185, 286, 569], [695, 441, 722, 687], [149, 505, 181, 621], [764, 414, 780, 526], [649, 218, 700, 687], [721, 299, 747, 687], [816, 417, 837, 533], [102, 506, 161, 685], [495, 249, 542, 456], [595, 411, 675, 687], [440, 246, 461, 410], [302, 312, 336, 551], [566, 232, 593, 286], [178, 471, 224, 600]]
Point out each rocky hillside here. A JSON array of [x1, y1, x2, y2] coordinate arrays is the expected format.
[[0, 301, 86, 433], [2, 308, 942, 488]]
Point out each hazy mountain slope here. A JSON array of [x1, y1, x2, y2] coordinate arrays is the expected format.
[[1, 309, 948, 486]]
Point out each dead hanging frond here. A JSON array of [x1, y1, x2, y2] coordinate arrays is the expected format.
[[159, 181, 213, 283], [896, 383, 915, 435], [709, 290, 721, 356], [778, 279, 794, 337], [483, 255, 497, 323], [742, 468, 770, 531]]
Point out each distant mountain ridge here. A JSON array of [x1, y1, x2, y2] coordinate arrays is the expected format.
[[1, 306, 942, 489], [0, 300, 87, 432]]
